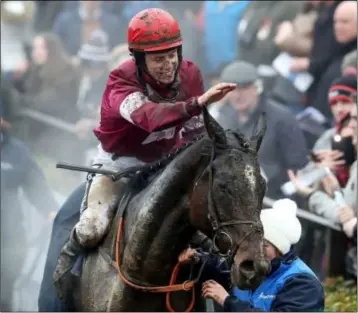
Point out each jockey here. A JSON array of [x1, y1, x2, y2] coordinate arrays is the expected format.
[[55, 8, 236, 280]]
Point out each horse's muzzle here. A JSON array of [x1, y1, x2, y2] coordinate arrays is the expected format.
[[231, 259, 270, 289]]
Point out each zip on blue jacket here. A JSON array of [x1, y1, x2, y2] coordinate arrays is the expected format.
[[198, 247, 325, 312]]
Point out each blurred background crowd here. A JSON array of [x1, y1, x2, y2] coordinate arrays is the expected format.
[[0, 0, 357, 311]]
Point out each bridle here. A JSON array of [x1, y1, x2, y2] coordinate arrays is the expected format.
[[112, 138, 264, 312], [201, 140, 264, 259]]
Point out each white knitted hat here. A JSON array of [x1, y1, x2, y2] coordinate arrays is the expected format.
[[260, 199, 302, 255]]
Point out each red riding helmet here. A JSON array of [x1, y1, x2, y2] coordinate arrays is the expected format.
[[127, 8, 182, 52]]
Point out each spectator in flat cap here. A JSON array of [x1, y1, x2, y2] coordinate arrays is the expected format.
[[210, 61, 308, 199]]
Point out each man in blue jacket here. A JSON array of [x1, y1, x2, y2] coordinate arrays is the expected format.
[[179, 199, 325, 312]]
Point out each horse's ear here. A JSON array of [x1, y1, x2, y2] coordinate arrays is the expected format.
[[250, 112, 267, 152], [202, 106, 227, 145]]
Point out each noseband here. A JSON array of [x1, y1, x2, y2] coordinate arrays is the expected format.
[[204, 140, 263, 258]]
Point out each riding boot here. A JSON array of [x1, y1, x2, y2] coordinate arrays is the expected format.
[[53, 171, 127, 303]]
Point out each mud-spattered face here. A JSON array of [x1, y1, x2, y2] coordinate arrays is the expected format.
[[145, 48, 179, 84]]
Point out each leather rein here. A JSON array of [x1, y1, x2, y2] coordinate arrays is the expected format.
[[113, 139, 263, 312]]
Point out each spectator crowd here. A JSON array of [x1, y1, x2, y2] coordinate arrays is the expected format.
[[0, 0, 357, 311]]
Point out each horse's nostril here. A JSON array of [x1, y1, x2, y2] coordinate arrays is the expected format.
[[239, 260, 255, 275]]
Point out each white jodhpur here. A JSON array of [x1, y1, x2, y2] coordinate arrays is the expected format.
[[75, 145, 145, 247]]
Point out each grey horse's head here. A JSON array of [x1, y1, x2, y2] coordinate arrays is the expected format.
[[188, 108, 270, 289]]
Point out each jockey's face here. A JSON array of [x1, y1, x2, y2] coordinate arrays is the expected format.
[[145, 48, 179, 84], [32, 36, 48, 65]]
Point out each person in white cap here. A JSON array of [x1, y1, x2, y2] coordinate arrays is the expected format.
[[179, 198, 325, 312]]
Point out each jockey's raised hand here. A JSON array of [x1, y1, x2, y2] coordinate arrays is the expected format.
[[198, 83, 237, 107]]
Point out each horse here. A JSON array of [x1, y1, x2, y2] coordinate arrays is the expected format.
[[55, 108, 270, 311]]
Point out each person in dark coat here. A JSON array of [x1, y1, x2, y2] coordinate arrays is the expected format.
[[210, 61, 309, 199], [179, 199, 325, 312]]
